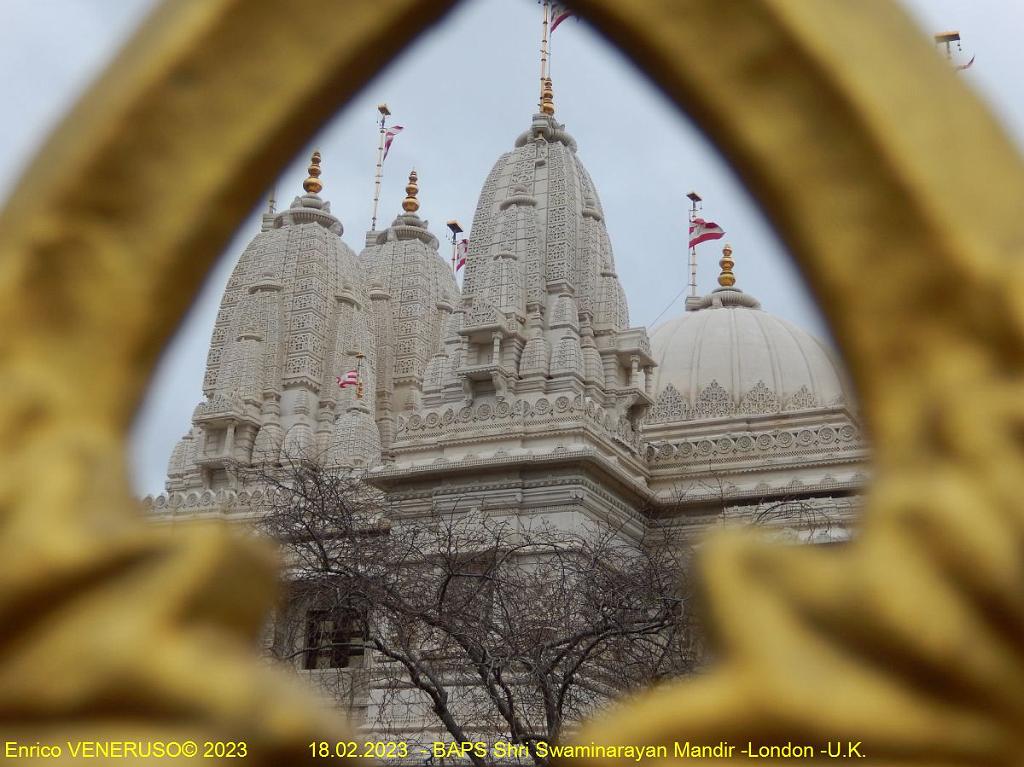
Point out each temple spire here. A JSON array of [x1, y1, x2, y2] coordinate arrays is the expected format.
[[402, 169, 419, 213], [303, 149, 323, 194]]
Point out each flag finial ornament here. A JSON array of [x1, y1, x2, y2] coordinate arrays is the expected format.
[[302, 149, 323, 194], [402, 169, 419, 213], [718, 243, 736, 287], [688, 211, 727, 296], [540, 77, 555, 115]]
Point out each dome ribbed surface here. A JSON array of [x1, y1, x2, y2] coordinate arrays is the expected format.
[[650, 304, 848, 411]]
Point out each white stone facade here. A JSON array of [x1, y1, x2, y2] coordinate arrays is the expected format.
[[148, 111, 865, 522], [143, 111, 869, 742], [145, 115, 868, 708]]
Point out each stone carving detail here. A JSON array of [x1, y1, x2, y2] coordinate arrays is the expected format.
[[395, 393, 643, 451], [646, 380, 833, 425], [167, 431, 193, 479], [580, 333, 603, 385], [461, 159, 504, 297], [466, 302, 501, 328], [193, 394, 247, 422], [544, 143, 577, 284], [646, 422, 863, 465], [360, 214, 455, 415], [424, 112, 649, 423], [520, 333, 550, 378], [693, 381, 734, 420], [785, 384, 820, 411], [168, 182, 383, 491], [326, 404, 381, 468], [423, 353, 448, 391], [646, 383, 690, 424], [552, 335, 584, 376], [738, 380, 781, 415], [551, 293, 578, 328], [281, 423, 314, 458], [251, 422, 282, 458]]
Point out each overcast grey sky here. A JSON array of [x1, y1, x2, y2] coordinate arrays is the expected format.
[[1, 1, 1019, 496]]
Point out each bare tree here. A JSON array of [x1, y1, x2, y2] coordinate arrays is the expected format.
[[247, 455, 696, 766]]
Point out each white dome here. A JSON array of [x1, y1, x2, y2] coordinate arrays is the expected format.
[[647, 289, 849, 422]]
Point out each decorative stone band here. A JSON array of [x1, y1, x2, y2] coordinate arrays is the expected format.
[[192, 393, 256, 422], [143, 484, 335, 516], [394, 393, 642, 451], [645, 380, 848, 425], [655, 495, 864, 529], [460, 302, 520, 333], [667, 496, 865, 542], [144, 487, 244, 514], [723, 495, 864, 518], [143, 466, 868, 519], [654, 475, 868, 508], [646, 421, 864, 467], [368, 444, 655, 502]]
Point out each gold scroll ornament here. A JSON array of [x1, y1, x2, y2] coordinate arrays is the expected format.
[[1, 0, 1023, 765]]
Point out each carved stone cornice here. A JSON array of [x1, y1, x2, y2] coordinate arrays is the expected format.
[[646, 421, 865, 467]]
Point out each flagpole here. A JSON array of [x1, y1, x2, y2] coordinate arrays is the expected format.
[[447, 220, 464, 272], [686, 191, 702, 298], [370, 103, 390, 231], [934, 30, 974, 71], [934, 30, 960, 61], [539, 0, 550, 110], [355, 352, 365, 400]]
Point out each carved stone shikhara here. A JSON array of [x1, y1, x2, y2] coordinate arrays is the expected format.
[[150, 114, 864, 527]]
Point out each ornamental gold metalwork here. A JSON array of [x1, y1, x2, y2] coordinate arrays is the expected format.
[[2, 0, 1024, 765]]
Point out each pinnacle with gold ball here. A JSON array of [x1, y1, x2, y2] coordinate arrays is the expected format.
[[540, 77, 555, 116], [402, 169, 420, 213], [303, 150, 323, 194], [718, 244, 736, 287]]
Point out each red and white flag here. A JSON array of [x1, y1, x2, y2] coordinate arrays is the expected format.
[[688, 218, 726, 249], [383, 125, 404, 161], [455, 239, 469, 271], [549, 1, 573, 32], [336, 369, 360, 389]]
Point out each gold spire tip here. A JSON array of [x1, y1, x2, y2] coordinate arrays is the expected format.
[[303, 149, 323, 194], [402, 169, 419, 213], [540, 77, 555, 116], [718, 243, 736, 288]]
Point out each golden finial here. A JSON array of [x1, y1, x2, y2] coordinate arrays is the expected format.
[[718, 243, 736, 287], [402, 169, 419, 213], [540, 77, 555, 116], [302, 149, 323, 194]]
